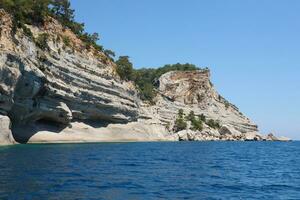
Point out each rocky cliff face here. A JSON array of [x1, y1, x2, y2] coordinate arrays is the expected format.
[[0, 10, 288, 145], [139, 70, 264, 141], [0, 10, 141, 143], [159, 70, 258, 133]]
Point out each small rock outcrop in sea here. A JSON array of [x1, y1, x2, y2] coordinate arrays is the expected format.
[[0, 115, 15, 145], [0, 10, 289, 144], [264, 133, 291, 142]]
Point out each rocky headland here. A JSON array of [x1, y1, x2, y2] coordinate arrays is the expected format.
[[0, 9, 290, 145]]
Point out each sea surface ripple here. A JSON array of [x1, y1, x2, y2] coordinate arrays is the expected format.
[[1, 142, 300, 199]]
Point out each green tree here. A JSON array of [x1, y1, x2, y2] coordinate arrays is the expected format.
[[186, 111, 195, 121], [104, 49, 115, 59], [1, 0, 50, 33], [174, 118, 187, 132], [137, 82, 156, 103], [31, 0, 50, 24], [173, 109, 187, 132], [50, 0, 75, 26], [183, 111, 203, 131], [116, 56, 134, 81]]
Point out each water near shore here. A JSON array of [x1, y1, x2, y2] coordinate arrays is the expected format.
[[1, 142, 300, 199]]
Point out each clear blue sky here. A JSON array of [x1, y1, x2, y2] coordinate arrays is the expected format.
[[70, 0, 300, 139]]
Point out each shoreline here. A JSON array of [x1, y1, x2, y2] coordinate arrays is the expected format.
[[0, 138, 293, 147], [1, 118, 292, 145]]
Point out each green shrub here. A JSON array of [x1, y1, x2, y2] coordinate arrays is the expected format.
[[178, 109, 184, 118], [174, 109, 187, 132], [175, 118, 187, 131], [198, 114, 206, 122], [137, 82, 156, 103], [206, 119, 221, 129], [184, 111, 203, 131], [35, 33, 49, 50], [186, 111, 195, 121], [22, 25, 33, 39], [174, 118, 187, 132], [62, 35, 71, 47], [191, 118, 203, 131]]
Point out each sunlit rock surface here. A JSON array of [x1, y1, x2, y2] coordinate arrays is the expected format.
[[0, 115, 15, 145]]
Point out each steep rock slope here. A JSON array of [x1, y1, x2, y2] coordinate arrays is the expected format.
[[159, 70, 257, 133], [140, 70, 262, 141]]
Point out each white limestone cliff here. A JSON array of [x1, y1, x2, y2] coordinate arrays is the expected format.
[[138, 70, 268, 141], [0, 10, 289, 144]]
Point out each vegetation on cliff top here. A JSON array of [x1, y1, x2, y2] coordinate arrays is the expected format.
[[0, 0, 113, 56], [115, 56, 199, 102]]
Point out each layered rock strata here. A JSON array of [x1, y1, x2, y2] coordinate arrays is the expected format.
[[139, 70, 270, 141], [0, 10, 141, 144]]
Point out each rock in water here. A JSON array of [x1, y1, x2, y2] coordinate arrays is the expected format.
[[0, 115, 15, 145], [277, 136, 291, 142], [265, 133, 291, 142], [266, 133, 278, 141], [243, 132, 262, 141]]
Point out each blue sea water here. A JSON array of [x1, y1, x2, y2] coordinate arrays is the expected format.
[[0, 142, 300, 200]]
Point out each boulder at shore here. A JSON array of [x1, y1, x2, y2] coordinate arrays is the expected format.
[[0, 115, 15, 145]]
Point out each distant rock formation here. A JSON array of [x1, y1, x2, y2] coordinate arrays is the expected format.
[[0, 10, 290, 144], [139, 70, 273, 141]]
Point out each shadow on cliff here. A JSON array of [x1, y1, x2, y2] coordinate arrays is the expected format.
[[11, 119, 67, 144], [11, 119, 124, 143], [81, 119, 124, 129]]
